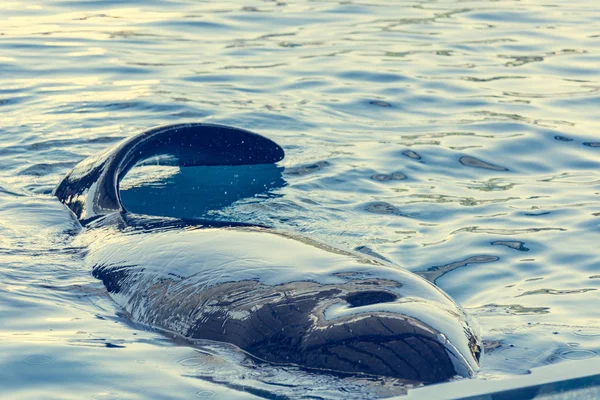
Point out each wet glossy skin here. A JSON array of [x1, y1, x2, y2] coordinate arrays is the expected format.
[[56, 124, 482, 383]]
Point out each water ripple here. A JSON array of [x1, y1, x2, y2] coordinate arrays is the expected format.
[[1, 0, 599, 397]]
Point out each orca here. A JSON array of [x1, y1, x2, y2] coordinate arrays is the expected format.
[[55, 123, 482, 384]]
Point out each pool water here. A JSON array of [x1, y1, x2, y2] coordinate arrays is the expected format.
[[1, 0, 599, 398]]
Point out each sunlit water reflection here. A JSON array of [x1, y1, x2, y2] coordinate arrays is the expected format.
[[1, 0, 599, 398]]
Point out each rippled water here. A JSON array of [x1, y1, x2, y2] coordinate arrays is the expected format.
[[1, 0, 599, 398]]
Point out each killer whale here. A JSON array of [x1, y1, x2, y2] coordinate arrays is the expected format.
[[55, 123, 482, 384]]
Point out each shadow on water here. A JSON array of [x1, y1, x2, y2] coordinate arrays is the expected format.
[[120, 163, 286, 221]]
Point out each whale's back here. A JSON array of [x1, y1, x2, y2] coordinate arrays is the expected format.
[[77, 221, 482, 383]]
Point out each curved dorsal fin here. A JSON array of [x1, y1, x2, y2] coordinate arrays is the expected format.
[[54, 123, 285, 224]]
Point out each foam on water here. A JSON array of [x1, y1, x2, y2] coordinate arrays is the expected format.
[[0, 0, 599, 398]]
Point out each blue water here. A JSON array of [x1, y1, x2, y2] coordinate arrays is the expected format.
[[1, 0, 599, 398]]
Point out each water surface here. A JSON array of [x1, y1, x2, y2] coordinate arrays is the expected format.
[[1, 0, 599, 398]]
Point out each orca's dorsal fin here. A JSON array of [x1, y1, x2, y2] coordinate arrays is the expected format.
[[54, 123, 285, 224]]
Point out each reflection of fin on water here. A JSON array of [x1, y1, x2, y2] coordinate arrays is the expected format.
[[120, 163, 285, 220], [54, 123, 284, 223]]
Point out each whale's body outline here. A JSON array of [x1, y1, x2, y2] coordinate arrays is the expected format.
[[56, 123, 482, 384]]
